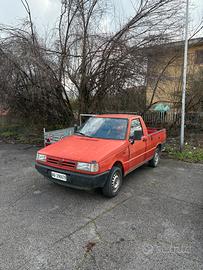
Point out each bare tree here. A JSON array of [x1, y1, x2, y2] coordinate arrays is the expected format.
[[58, 0, 184, 115], [0, 0, 184, 125], [0, 1, 75, 125]]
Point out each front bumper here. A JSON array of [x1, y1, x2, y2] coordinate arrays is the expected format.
[[35, 163, 110, 190]]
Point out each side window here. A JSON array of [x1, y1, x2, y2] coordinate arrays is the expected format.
[[130, 119, 143, 140], [195, 50, 203, 64]]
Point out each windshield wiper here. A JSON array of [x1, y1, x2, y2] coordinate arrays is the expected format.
[[75, 131, 91, 137]]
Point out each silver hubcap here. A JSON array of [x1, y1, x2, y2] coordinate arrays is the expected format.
[[112, 172, 120, 192], [154, 151, 159, 165]]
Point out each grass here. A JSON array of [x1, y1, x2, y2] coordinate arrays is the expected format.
[[0, 124, 43, 145], [0, 119, 70, 146], [0, 130, 18, 138], [165, 144, 203, 163]]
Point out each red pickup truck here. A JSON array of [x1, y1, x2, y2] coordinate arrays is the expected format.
[[35, 114, 166, 197]]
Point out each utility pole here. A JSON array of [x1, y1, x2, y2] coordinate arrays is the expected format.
[[180, 0, 189, 151]]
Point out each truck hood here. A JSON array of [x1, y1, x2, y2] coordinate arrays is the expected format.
[[40, 135, 126, 162]]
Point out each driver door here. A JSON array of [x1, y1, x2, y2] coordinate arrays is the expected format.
[[129, 119, 146, 169]]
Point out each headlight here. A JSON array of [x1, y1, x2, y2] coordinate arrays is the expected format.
[[36, 153, 47, 162], [76, 161, 99, 172]]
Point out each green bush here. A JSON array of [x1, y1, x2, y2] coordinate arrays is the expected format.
[[0, 130, 18, 138], [0, 124, 43, 145], [165, 144, 203, 163]]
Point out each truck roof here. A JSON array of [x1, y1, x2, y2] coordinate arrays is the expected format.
[[96, 114, 140, 119]]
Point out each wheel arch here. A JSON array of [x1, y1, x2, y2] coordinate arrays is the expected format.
[[112, 161, 124, 176], [156, 143, 162, 151]]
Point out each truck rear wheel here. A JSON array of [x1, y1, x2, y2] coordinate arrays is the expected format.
[[149, 147, 160, 167], [102, 166, 122, 198]]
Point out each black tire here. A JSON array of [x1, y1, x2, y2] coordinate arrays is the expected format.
[[149, 147, 160, 167], [102, 166, 123, 198]]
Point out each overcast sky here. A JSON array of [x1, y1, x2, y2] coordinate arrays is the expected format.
[[0, 0, 202, 38]]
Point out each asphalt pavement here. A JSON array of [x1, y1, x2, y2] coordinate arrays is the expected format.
[[0, 143, 203, 270]]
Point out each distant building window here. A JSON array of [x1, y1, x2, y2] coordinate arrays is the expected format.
[[195, 50, 203, 64]]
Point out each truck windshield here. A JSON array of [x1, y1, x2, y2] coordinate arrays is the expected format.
[[77, 117, 128, 140]]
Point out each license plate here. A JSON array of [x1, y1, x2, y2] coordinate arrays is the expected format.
[[51, 171, 67, 182]]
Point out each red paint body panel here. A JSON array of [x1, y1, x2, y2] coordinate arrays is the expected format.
[[37, 115, 166, 175]]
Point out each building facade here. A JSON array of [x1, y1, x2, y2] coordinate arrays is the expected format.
[[146, 38, 203, 112]]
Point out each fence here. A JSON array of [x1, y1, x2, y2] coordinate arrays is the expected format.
[[1, 112, 202, 131], [143, 112, 203, 129]]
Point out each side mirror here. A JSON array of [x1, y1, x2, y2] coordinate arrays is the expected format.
[[129, 135, 135, 145]]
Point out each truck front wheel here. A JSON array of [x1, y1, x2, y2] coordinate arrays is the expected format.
[[102, 166, 123, 198], [149, 147, 160, 167]]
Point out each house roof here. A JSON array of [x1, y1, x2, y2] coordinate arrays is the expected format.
[[0, 106, 9, 116], [146, 37, 203, 55], [167, 37, 203, 48]]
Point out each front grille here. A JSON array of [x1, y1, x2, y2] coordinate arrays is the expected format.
[[47, 157, 76, 169]]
